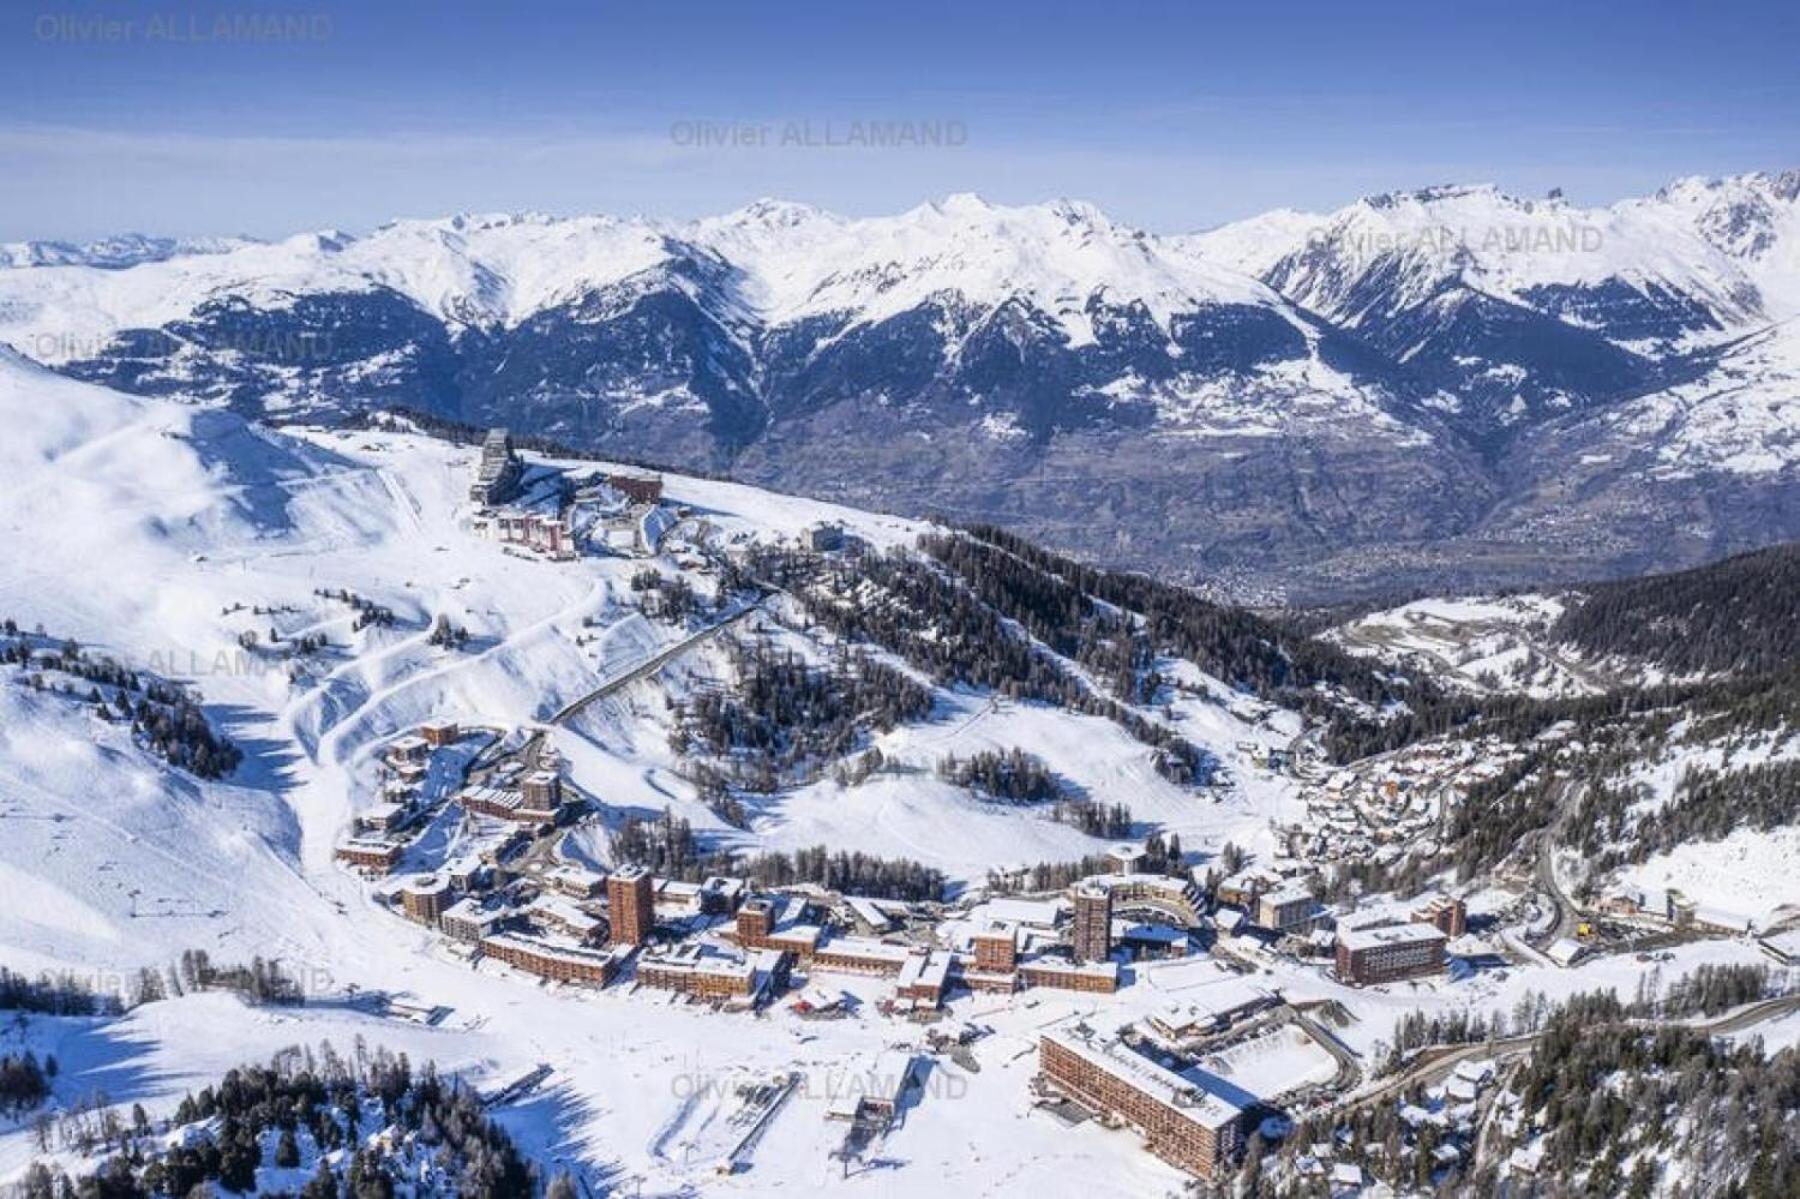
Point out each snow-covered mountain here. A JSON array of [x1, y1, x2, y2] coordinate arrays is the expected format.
[[0, 232, 258, 271], [2, 172, 1797, 600], [1186, 171, 1800, 445]]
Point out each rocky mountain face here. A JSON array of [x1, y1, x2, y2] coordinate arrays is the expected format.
[[3, 174, 1797, 602]]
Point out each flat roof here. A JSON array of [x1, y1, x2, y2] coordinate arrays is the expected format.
[[1042, 1025, 1242, 1130], [982, 897, 1064, 927], [441, 896, 502, 922], [481, 932, 617, 967], [1020, 956, 1118, 981], [817, 935, 912, 963], [897, 950, 952, 991], [1338, 922, 1446, 953], [1148, 978, 1275, 1030]]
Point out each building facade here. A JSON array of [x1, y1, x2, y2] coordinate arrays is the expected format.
[[607, 865, 656, 946], [1071, 883, 1114, 964], [470, 428, 523, 505], [1336, 922, 1448, 985], [1039, 1026, 1244, 1180], [1412, 895, 1468, 938], [480, 933, 618, 986], [400, 874, 454, 925]]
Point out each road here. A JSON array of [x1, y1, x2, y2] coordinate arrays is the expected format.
[[1331, 992, 1800, 1115], [494, 596, 771, 773], [489, 595, 770, 874], [547, 595, 767, 728], [1529, 778, 1585, 947]]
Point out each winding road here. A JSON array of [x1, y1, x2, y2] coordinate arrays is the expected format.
[[1331, 992, 1800, 1116]]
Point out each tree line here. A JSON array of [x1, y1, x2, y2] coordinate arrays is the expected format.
[[739, 541, 1209, 784], [936, 748, 1064, 803], [1551, 542, 1800, 676], [0, 626, 243, 779], [15, 1040, 545, 1199], [607, 809, 947, 901], [670, 635, 933, 802]]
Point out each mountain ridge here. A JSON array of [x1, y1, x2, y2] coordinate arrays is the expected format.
[[3, 169, 1797, 602]]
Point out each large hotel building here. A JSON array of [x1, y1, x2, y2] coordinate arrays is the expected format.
[[1039, 1024, 1246, 1181], [1336, 921, 1448, 985]]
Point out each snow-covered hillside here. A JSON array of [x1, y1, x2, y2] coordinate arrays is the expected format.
[[0, 358, 1340, 1195], [3, 355, 1797, 1196], [1326, 594, 1612, 698], [0, 352, 1306, 957]]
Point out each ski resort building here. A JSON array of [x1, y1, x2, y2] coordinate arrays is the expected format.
[[1070, 883, 1113, 963], [971, 921, 1020, 973], [479, 932, 620, 987], [1038, 1024, 1246, 1181], [1413, 894, 1469, 938], [545, 864, 606, 899], [1087, 873, 1206, 927], [605, 471, 663, 504], [635, 943, 786, 1001], [355, 802, 409, 835], [458, 775, 563, 825], [527, 895, 605, 944], [810, 936, 914, 977], [469, 428, 523, 505], [419, 720, 461, 748], [400, 874, 454, 926], [1017, 956, 1120, 994], [480, 510, 578, 560], [335, 837, 403, 874], [1255, 885, 1319, 934], [733, 895, 825, 959], [1336, 921, 1448, 985], [1143, 980, 1281, 1044], [894, 949, 954, 1009], [827, 1051, 918, 1127], [439, 897, 507, 943], [607, 865, 656, 946]]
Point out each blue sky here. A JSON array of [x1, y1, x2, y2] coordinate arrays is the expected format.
[[3, 0, 1797, 240]]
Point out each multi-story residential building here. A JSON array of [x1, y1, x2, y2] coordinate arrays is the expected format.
[[607, 865, 655, 946], [1412, 894, 1468, 938], [439, 897, 507, 943], [479, 933, 619, 987], [1336, 922, 1447, 985], [1255, 885, 1317, 934], [1017, 957, 1120, 994], [334, 837, 403, 874], [400, 874, 454, 926], [469, 428, 523, 506], [1071, 883, 1114, 964], [971, 920, 1020, 973], [1038, 1024, 1245, 1181]]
